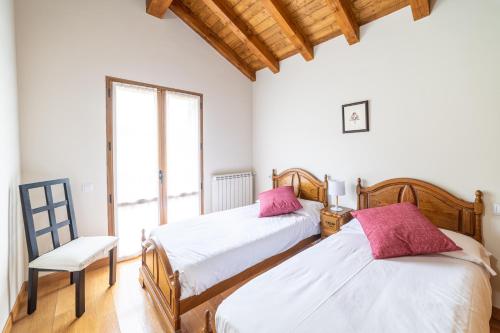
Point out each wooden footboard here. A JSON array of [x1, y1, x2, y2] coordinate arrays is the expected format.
[[202, 311, 213, 333], [140, 234, 182, 332], [140, 233, 319, 332]]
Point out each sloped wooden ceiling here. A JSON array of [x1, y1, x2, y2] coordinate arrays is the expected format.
[[146, 0, 430, 81]]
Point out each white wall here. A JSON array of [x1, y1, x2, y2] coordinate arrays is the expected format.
[[15, 0, 253, 240], [0, 0, 24, 326], [253, 0, 500, 306]]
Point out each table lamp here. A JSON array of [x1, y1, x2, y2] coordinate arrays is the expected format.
[[331, 180, 345, 212]]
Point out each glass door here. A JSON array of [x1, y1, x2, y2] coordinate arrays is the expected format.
[[107, 78, 203, 259], [113, 82, 160, 258], [164, 92, 202, 223]]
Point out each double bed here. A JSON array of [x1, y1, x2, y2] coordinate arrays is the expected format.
[[211, 178, 492, 333], [139, 168, 328, 332]]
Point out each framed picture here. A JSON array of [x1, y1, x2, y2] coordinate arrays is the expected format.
[[342, 101, 369, 134]]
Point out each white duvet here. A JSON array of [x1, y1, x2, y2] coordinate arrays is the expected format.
[[149, 201, 321, 299], [216, 221, 493, 333]]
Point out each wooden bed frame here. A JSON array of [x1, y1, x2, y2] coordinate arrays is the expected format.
[[202, 177, 485, 333], [139, 168, 328, 332]]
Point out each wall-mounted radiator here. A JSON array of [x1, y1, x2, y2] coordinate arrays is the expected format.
[[211, 172, 254, 212]]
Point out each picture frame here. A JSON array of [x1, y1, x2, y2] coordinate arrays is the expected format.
[[342, 100, 369, 134]]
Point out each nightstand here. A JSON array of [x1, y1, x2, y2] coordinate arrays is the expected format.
[[320, 206, 353, 238]]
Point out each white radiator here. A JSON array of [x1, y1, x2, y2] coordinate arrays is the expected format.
[[211, 172, 254, 212]]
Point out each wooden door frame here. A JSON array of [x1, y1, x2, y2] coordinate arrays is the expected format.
[[105, 76, 204, 236]]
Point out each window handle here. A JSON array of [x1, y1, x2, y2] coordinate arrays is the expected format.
[[159, 170, 164, 183]]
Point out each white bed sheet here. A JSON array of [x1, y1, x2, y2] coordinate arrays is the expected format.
[[216, 226, 492, 333], [149, 203, 320, 299]]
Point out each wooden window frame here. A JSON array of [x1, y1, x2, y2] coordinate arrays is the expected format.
[[105, 76, 204, 236]]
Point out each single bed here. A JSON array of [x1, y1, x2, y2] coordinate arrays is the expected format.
[[213, 178, 492, 333], [139, 168, 328, 332]]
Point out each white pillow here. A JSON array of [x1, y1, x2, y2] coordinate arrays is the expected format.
[[293, 198, 324, 222], [439, 228, 496, 276], [340, 218, 363, 233], [341, 220, 495, 275]]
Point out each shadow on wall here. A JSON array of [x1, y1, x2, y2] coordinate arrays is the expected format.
[[8, 180, 25, 311]]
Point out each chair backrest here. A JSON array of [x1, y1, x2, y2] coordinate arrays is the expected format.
[[19, 179, 78, 262]]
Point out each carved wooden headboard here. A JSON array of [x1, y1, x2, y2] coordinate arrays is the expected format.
[[272, 168, 328, 207], [356, 178, 484, 243]]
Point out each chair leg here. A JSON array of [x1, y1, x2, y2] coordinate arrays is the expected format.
[[74, 269, 85, 318], [27, 268, 38, 314], [109, 246, 117, 286], [70, 272, 75, 284]]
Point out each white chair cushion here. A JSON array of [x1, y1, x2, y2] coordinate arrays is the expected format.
[[29, 236, 118, 272]]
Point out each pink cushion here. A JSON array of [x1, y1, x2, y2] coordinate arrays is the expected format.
[[259, 186, 302, 217], [351, 203, 461, 259]]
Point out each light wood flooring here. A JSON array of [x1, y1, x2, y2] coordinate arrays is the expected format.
[[10, 258, 500, 333], [10, 259, 234, 333]]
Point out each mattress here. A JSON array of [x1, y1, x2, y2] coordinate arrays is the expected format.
[[149, 202, 321, 299], [216, 222, 493, 333]]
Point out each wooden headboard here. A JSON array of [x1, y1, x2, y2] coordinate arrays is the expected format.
[[356, 178, 484, 243], [272, 168, 328, 207]]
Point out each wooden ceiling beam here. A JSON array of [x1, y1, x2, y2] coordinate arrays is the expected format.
[[326, 0, 359, 45], [170, 1, 256, 81], [408, 0, 430, 20], [204, 0, 279, 73], [146, 0, 173, 18], [261, 0, 314, 61]]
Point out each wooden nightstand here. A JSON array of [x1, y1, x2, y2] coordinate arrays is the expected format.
[[320, 206, 354, 238]]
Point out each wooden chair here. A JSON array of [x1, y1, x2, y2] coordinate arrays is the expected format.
[[19, 178, 118, 318]]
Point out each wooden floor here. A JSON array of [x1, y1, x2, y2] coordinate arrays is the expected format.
[[10, 259, 235, 333], [492, 318, 500, 333], [11, 258, 500, 333]]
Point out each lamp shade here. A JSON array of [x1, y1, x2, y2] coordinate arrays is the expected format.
[[332, 180, 346, 196]]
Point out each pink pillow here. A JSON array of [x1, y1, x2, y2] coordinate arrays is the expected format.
[[259, 186, 302, 217], [351, 203, 461, 259]]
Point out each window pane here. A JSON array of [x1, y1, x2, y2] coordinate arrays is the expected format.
[[165, 92, 201, 223], [114, 82, 159, 258]]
